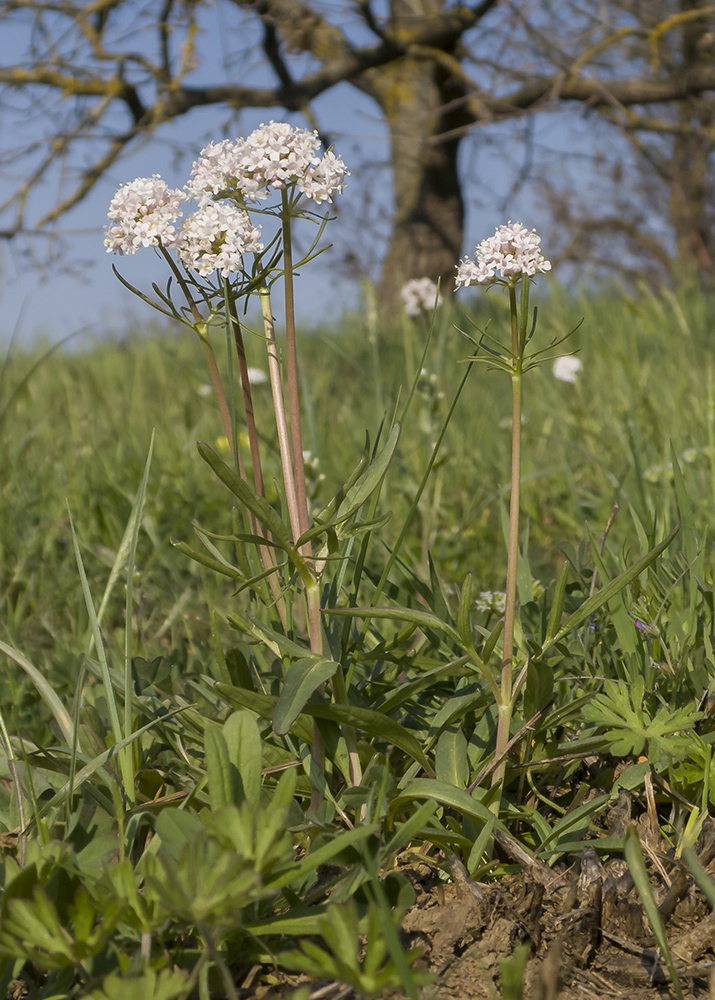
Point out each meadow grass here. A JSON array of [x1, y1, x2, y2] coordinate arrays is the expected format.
[[0, 282, 714, 997], [3, 283, 711, 658]]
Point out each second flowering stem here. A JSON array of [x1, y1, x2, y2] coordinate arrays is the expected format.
[[492, 277, 531, 804]]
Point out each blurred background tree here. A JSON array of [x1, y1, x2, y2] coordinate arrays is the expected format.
[[1, 0, 715, 309]]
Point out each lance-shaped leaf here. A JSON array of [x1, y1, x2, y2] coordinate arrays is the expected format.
[[325, 605, 465, 652], [388, 778, 498, 829], [171, 539, 244, 579], [300, 702, 433, 775], [625, 824, 684, 1000], [215, 684, 314, 744], [541, 526, 679, 655], [338, 422, 401, 513], [197, 442, 296, 553], [295, 425, 400, 549], [273, 657, 340, 735]]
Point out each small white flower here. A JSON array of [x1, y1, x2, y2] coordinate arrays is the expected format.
[[298, 149, 350, 204], [187, 139, 242, 206], [187, 123, 349, 207], [244, 367, 268, 386], [455, 221, 551, 288], [474, 591, 507, 615], [177, 203, 263, 277], [552, 356, 583, 383], [104, 175, 185, 254], [401, 277, 442, 317], [681, 448, 698, 464]]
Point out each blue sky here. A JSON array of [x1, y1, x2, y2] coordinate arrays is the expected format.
[[0, 5, 611, 346]]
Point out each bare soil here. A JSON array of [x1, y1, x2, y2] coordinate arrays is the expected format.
[[256, 807, 715, 1000]]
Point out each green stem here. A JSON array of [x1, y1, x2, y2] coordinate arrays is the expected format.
[[280, 197, 361, 801], [159, 248, 237, 459], [259, 279, 328, 812], [230, 306, 288, 629], [492, 281, 523, 799], [281, 192, 311, 540], [258, 283, 302, 542]]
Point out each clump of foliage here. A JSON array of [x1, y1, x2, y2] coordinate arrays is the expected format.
[[1, 128, 715, 998]]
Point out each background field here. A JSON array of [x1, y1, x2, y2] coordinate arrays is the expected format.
[[2, 284, 715, 998], [2, 283, 711, 711]]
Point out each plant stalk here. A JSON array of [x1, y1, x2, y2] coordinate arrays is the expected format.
[[281, 192, 311, 540], [492, 280, 523, 797]]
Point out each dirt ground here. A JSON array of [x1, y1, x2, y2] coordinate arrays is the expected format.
[[256, 805, 715, 1000]]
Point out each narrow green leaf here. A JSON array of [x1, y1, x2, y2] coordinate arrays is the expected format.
[[682, 845, 715, 909], [538, 794, 609, 851], [523, 659, 554, 723], [273, 658, 340, 736], [435, 727, 469, 789], [267, 825, 377, 890], [625, 824, 684, 1000], [67, 505, 124, 755], [311, 445, 369, 525], [171, 539, 244, 579], [0, 641, 73, 746], [229, 613, 310, 660], [326, 605, 464, 651], [339, 422, 400, 512], [428, 552, 451, 623], [457, 574, 474, 650], [543, 526, 679, 654], [303, 701, 433, 774], [482, 619, 504, 664], [384, 800, 439, 859], [245, 908, 329, 935], [197, 442, 296, 551], [545, 562, 569, 642], [585, 522, 638, 656], [389, 778, 496, 829], [204, 723, 232, 812], [124, 430, 154, 803], [214, 684, 314, 744], [224, 710, 263, 808], [377, 658, 470, 715]]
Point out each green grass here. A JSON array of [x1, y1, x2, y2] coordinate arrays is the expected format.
[[0, 283, 711, 733], [1, 282, 715, 997]]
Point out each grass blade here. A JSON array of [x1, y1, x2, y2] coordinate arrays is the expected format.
[[67, 503, 132, 803], [0, 640, 73, 745], [123, 431, 154, 796], [624, 824, 684, 1000], [543, 526, 679, 654]]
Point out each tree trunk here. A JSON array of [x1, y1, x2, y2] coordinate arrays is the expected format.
[[363, 0, 470, 312], [668, 0, 715, 284]]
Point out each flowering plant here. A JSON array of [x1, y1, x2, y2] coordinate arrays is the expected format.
[[401, 277, 442, 317], [104, 123, 380, 816], [455, 222, 575, 814]]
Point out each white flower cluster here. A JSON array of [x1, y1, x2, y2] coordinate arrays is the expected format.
[[401, 277, 442, 317], [187, 121, 349, 206], [474, 591, 507, 615], [177, 203, 263, 277], [104, 175, 185, 254], [552, 356, 582, 383], [105, 122, 348, 278], [455, 222, 551, 288]]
